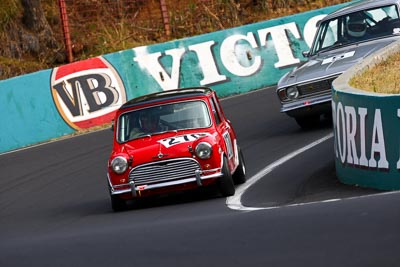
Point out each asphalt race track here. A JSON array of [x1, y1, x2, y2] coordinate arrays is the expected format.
[[1, 87, 399, 267]]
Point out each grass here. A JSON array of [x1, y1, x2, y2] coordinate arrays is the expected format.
[[0, 0, 21, 28], [349, 52, 400, 94], [0, 56, 48, 79]]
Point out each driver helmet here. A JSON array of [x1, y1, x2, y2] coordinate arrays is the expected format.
[[347, 14, 367, 38]]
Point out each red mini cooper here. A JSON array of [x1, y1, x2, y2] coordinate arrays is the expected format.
[[107, 87, 246, 211]]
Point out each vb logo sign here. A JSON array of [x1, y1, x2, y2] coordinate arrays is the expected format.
[[51, 57, 126, 129]]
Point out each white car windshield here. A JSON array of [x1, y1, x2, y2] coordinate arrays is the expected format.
[[117, 100, 212, 142], [310, 4, 400, 55]]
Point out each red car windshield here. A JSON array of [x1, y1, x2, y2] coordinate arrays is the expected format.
[[117, 100, 212, 143]]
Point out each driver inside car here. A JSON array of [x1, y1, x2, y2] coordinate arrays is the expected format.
[[129, 111, 161, 138], [346, 13, 368, 40]]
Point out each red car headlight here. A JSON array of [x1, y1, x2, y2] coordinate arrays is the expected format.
[[195, 142, 212, 159], [111, 156, 128, 174]]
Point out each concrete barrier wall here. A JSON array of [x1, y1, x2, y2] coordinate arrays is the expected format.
[[332, 41, 400, 190], [0, 2, 352, 154]]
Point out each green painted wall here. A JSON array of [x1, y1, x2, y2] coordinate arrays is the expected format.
[[332, 86, 400, 190]]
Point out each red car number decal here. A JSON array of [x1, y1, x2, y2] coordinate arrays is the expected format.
[[159, 133, 208, 148]]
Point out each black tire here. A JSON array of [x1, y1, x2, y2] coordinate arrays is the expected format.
[[295, 115, 320, 129], [232, 149, 246, 185], [218, 156, 235, 197], [111, 195, 128, 212]]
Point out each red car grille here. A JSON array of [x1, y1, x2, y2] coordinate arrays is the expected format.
[[129, 158, 201, 186]]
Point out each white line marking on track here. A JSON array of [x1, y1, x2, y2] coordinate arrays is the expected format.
[[226, 132, 334, 211]]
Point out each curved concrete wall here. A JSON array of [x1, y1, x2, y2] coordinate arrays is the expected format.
[[332, 41, 400, 190]]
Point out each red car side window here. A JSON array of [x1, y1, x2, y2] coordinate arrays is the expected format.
[[210, 97, 222, 125]]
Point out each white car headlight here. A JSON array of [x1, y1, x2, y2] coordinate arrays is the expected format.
[[195, 142, 212, 159], [286, 86, 299, 99], [111, 156, 128, 174]]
